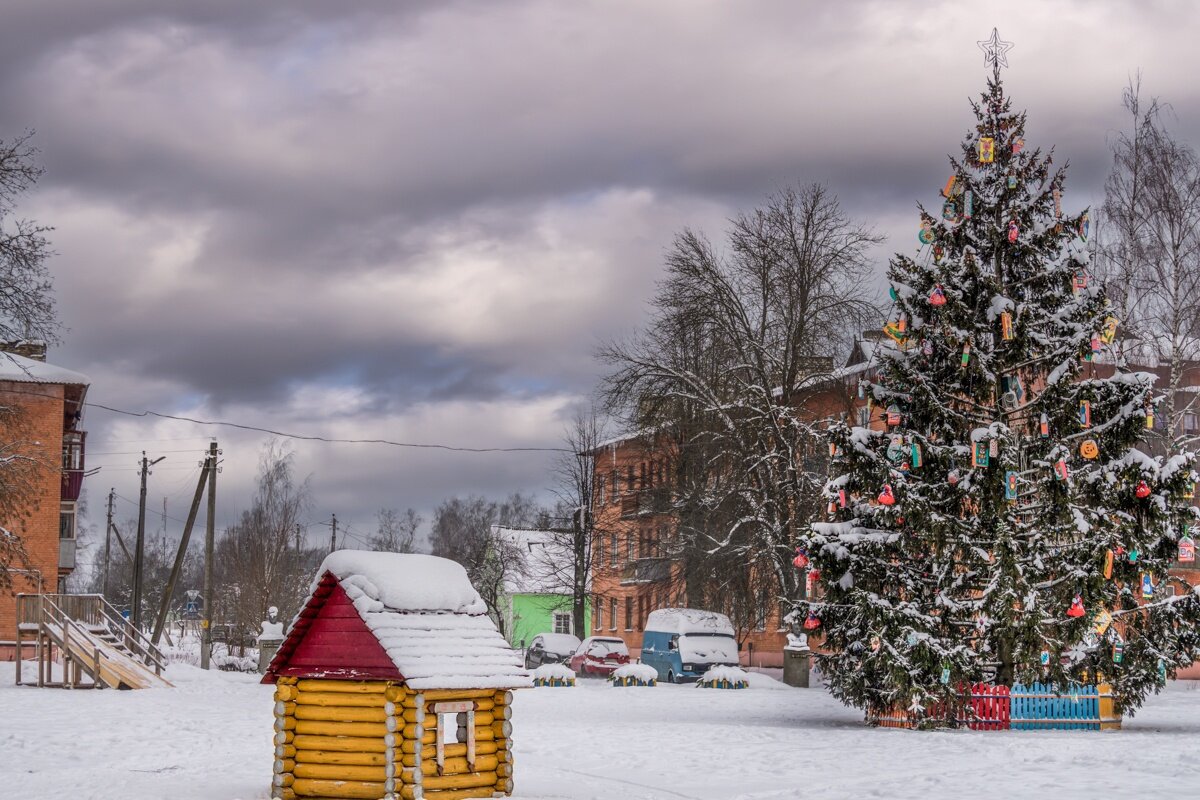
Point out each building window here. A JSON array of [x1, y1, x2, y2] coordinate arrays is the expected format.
[[59, 502, 77, 540], [595, 597, 603, 631], [627, 532, 634, 563], [624, 596, 633, 630], [553, 611, 572, 635], [610, 597, 618, 630], [778, 599, 790, 631], [610, 534, 618, 568], [597, 475, 606, 503], [857, 405, 870, 427], [626, 465, 635, 494], [640, 462, 647, 489], [1185, 414, 1198, 435], [610, 472, 620, 503]]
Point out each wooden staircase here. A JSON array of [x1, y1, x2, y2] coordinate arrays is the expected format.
[[15, 593, 172, 689]]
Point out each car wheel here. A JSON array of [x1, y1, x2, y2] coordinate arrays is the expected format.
[[668, 670, 676, 684]]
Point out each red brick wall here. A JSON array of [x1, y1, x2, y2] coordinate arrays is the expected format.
[[0, 382, 67, 659]]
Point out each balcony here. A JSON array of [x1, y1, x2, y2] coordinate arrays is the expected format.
[[619, 487, 673, 520], [59, 537, 76, 571], [61, 430, 86, 501], [619, 557, 671, 586]]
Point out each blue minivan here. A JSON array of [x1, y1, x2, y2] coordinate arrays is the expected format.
[[639, 608, 740, 683]]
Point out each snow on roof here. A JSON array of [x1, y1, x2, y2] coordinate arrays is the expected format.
[[315, 551, 530, 690], [494, 527, 580, 595], [644, 608, 735, 636], [0, 352, 89, 386]]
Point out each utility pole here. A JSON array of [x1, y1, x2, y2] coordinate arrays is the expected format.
[[131, 452, 165, 630], [103, 489, 114, 599], [201, 440, 219, 670], [329, 513, 338, 553], [151, 453, 211, 646]]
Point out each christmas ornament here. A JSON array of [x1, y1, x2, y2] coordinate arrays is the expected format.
[[947, 470, 959, 486], [887, 435, 906, 462], [906, 632, 918, 647], [807, 569, 820, 595], [1005, 471, 1018, 500], [940, 665, 951, 684], [883, 321, 907, 344], [886, 405, 902, 426], [1006, 173, 1018, 189], [888, 285, 898, 302], [911, 442, 923, 469], [1180, 535, 1195, 563], [1112, 639, 1125, 664], [1090, 334, 1102, 355], [1141, 573, 1154, 597], [1128, 548, 1139, 563], [1012, 137, 1025, 154], [1054, 459, 1069, 481], [829, 441, 838, 457], [942, 176, 957, 197], [1073, 270, 1088, 291], [1078, 211, 1090, 241], [792, 548, 808, 569], [929, 285, 947, 306], [803, 612, 821, 631], [1100, 316, 1118, 344], [1039, 413, 1049, 438], [1135, 480, 1151, 499], [922, 338, 933, 356], [1000, 311, 1014, 340], [963, 190, 974, 218], [972, 442, 990, 468], [1040, 650, 1050, 666], [1159, 659, 1168, 682], [961, 342, 971, 367], [827, 500, 837, 514], [870, 636, 881, 652], [1079, 400, 1091, 428], [878, 485, 896, 505], [857, 380, 864, 400], [1103, 548, 1114, 579], [896, 312, 907, 333], [919, 220, 934, 244], [989, 438, 999, 458], [1007, 219, 1019, 242], [1080, 439, 1099, 460], [1145, 406, 1155, 429], [1093, 608, 1112, 635], [1067, 595, 1085, 618], [933, 244, 945, 262], [838, 488, 847, 509], [978, 137, 995, 163], [1053, 187, 1062, 217], [942, 200, 956, 221]]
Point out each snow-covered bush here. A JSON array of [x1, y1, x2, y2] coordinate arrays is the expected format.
[[610, 663, 658, 686], [697, 665, 749, 689]]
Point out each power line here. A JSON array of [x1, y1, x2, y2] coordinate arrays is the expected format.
[[86, 401, 572, 453]]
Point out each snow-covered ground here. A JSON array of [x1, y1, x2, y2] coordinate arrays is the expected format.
[[2, 662, 1198, 799]]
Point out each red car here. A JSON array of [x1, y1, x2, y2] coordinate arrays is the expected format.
[[568, 636, 630, 677]]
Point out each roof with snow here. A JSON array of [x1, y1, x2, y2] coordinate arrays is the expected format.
[[494, 526, 584, 595], [644, 608, 735, 636], [263, 551, 530, 690], [0, 352, 89, 386]]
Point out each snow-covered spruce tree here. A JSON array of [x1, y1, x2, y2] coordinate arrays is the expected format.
[[802, 58, 1200, 723]]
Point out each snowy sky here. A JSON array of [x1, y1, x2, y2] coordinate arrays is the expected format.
[[9, 1, 1199, 554]]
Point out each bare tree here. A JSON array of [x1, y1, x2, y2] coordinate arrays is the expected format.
[[429, 493, 541, 635], [370, 507, 420, 553], [0, 132, 57, 344], [213, 442, 314, 648], [1099, 79, 1200, 451], [600, 183, 879, 617]]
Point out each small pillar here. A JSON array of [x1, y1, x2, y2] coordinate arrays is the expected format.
[[783, 632, 810, 688], [257, 606, 285, 674]]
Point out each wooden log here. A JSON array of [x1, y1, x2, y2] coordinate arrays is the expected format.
[[272, 772, 294, 788], [293, 749, 388, 767], [294, 690, 386, 708], [400, 723, 436, 742], [277, 676, 299, 685], [417, 754, 499, 777], [423, 771, 497, 791], [492, 720, 512, 738], [273, 759, 296, 774], [296, 679, 390, 694], [492, 703, 510, 720], [274, 730, 294, 745], [494, 690, 513, 705], [275, 716, 297, 731], [275, 684, 297, 702], [500, 776, 515, 795], [294, 705, 387, 723], [292, 734, 388, 753], [385, 685, 412, 702], [275, 701, 298, 717], [290, 778, 387, 799], [294, 719, 389, 738], [275, 744, 297, 759], [294, 762, 388, 782], [418, 688, 495, 702], [402, 788, 499, 800], [399, 740, 499, 765], [497, 762, 511, 778]]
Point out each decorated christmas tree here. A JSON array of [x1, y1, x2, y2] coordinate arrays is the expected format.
[[803, 31, 1200, 723]]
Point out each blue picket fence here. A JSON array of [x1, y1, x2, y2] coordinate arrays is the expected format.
[[1010, 682, 1100, 730]]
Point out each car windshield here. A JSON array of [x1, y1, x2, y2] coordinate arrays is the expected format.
[[586, 639, 627, 656]]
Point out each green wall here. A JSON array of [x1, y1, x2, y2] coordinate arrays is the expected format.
[[506, 593, 591, 649]]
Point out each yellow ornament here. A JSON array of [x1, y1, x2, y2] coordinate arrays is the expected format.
[[1080, 439, 1099, 460]]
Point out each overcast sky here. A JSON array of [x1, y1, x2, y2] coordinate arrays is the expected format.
[[7, 1, 1199, 556]]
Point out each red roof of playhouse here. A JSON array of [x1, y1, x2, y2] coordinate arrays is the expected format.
[[263, 551, 530, 689]]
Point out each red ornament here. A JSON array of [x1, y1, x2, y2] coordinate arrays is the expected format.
[[792, 548, 809, 569], [802, 613, 822, 631], [1067, 595, 1085, 618], [1007, 219, 1019, 242], [1135, 480, 1151, 499], [929, 285, 947, 306], [878, 485, 896, 505]]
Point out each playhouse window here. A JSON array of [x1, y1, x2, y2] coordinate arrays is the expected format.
[[432, 701, 476, 770]]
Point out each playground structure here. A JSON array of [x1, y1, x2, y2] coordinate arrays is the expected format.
[[264, 551, 530, 800], [14, 593, 170, 690]]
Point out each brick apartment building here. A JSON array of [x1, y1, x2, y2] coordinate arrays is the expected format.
[[0, 343, 89, 660], [591, 333, 1200, 671]]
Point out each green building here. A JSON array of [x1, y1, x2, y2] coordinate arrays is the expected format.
[[495, 527, 591, 650]]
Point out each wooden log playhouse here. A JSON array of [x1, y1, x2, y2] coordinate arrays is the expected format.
[[263, 552, 531, 800]]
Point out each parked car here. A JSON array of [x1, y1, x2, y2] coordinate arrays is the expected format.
[[640, 608, 740, 683], [568, 636, 630, 677], [523, 632, 582, 669]]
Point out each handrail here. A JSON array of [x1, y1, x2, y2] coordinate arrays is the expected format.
[[16, 593, 168, 674]]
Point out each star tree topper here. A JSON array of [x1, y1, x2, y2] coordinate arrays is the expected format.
[[977, 27, 1014, 71]]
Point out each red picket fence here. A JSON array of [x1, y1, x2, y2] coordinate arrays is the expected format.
[[869, 683, 1010, 730]]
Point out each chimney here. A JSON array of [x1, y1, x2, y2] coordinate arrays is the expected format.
[[0, 341, 47, 361]]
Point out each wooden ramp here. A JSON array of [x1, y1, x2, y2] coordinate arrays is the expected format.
[[41, 621, 172, 690]]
